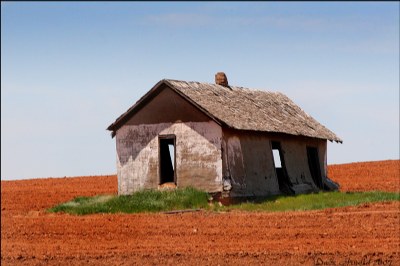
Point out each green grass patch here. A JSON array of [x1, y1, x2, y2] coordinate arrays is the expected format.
[[226, 191, 399, 212], [48, 187, 210, 215], [48, 189, 399, 215]]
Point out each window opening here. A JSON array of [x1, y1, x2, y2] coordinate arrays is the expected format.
[[271, 141, 293, 195], [307, 147, 323, 189], [159, 136, 176, 184]]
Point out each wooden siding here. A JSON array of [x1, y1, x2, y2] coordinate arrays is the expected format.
[[126, 86, 210, 125]]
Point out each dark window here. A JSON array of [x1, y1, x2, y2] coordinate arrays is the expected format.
[[307, 147, 323, 189], [271, 141, 293, 194], [159, 135, 176, 185]]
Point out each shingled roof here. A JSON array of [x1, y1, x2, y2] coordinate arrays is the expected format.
[[107, 79, 342, 143]]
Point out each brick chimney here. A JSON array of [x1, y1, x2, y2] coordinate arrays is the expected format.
[[215, 72, 228, 87]]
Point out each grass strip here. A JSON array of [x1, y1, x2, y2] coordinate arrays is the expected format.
[[227, 191, 399, 212], [48, 189, 399, 215], [48, 187, 209, 215]]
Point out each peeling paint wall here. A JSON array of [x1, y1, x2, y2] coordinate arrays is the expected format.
[[223, 131, 280, 197], [280, 137, 326, 189], [222, 130, 328, 197], [116, 121, 223, 195]]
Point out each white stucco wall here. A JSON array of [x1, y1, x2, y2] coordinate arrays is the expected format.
[[115, 121, 223, 195]]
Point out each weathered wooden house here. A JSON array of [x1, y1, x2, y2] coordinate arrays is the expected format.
[[107, 73, 342, 197]]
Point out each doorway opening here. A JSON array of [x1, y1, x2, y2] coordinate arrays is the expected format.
[[271, 141, 293, 194], [307, 147, 323, 189], [159, 135, 176, 185]]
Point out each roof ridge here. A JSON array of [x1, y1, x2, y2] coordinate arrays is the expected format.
[[165, 79, 281, 94]]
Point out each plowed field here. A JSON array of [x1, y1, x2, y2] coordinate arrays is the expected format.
[[1, 160, 399, 265]]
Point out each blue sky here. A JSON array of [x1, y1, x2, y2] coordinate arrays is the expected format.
[[1, 2, 399, 180]]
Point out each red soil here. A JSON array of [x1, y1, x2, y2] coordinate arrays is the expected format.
[[328, 160, 400, 192], [1, 160, 399, 265]]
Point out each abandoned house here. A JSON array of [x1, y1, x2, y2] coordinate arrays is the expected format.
[[107, 72, 342, 197]]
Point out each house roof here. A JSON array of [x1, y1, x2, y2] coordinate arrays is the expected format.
[[107, 79, 342, 143]]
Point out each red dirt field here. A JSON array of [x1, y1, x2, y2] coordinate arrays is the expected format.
[[328, 160, 400, 192], [1, 160, 399, 265]]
